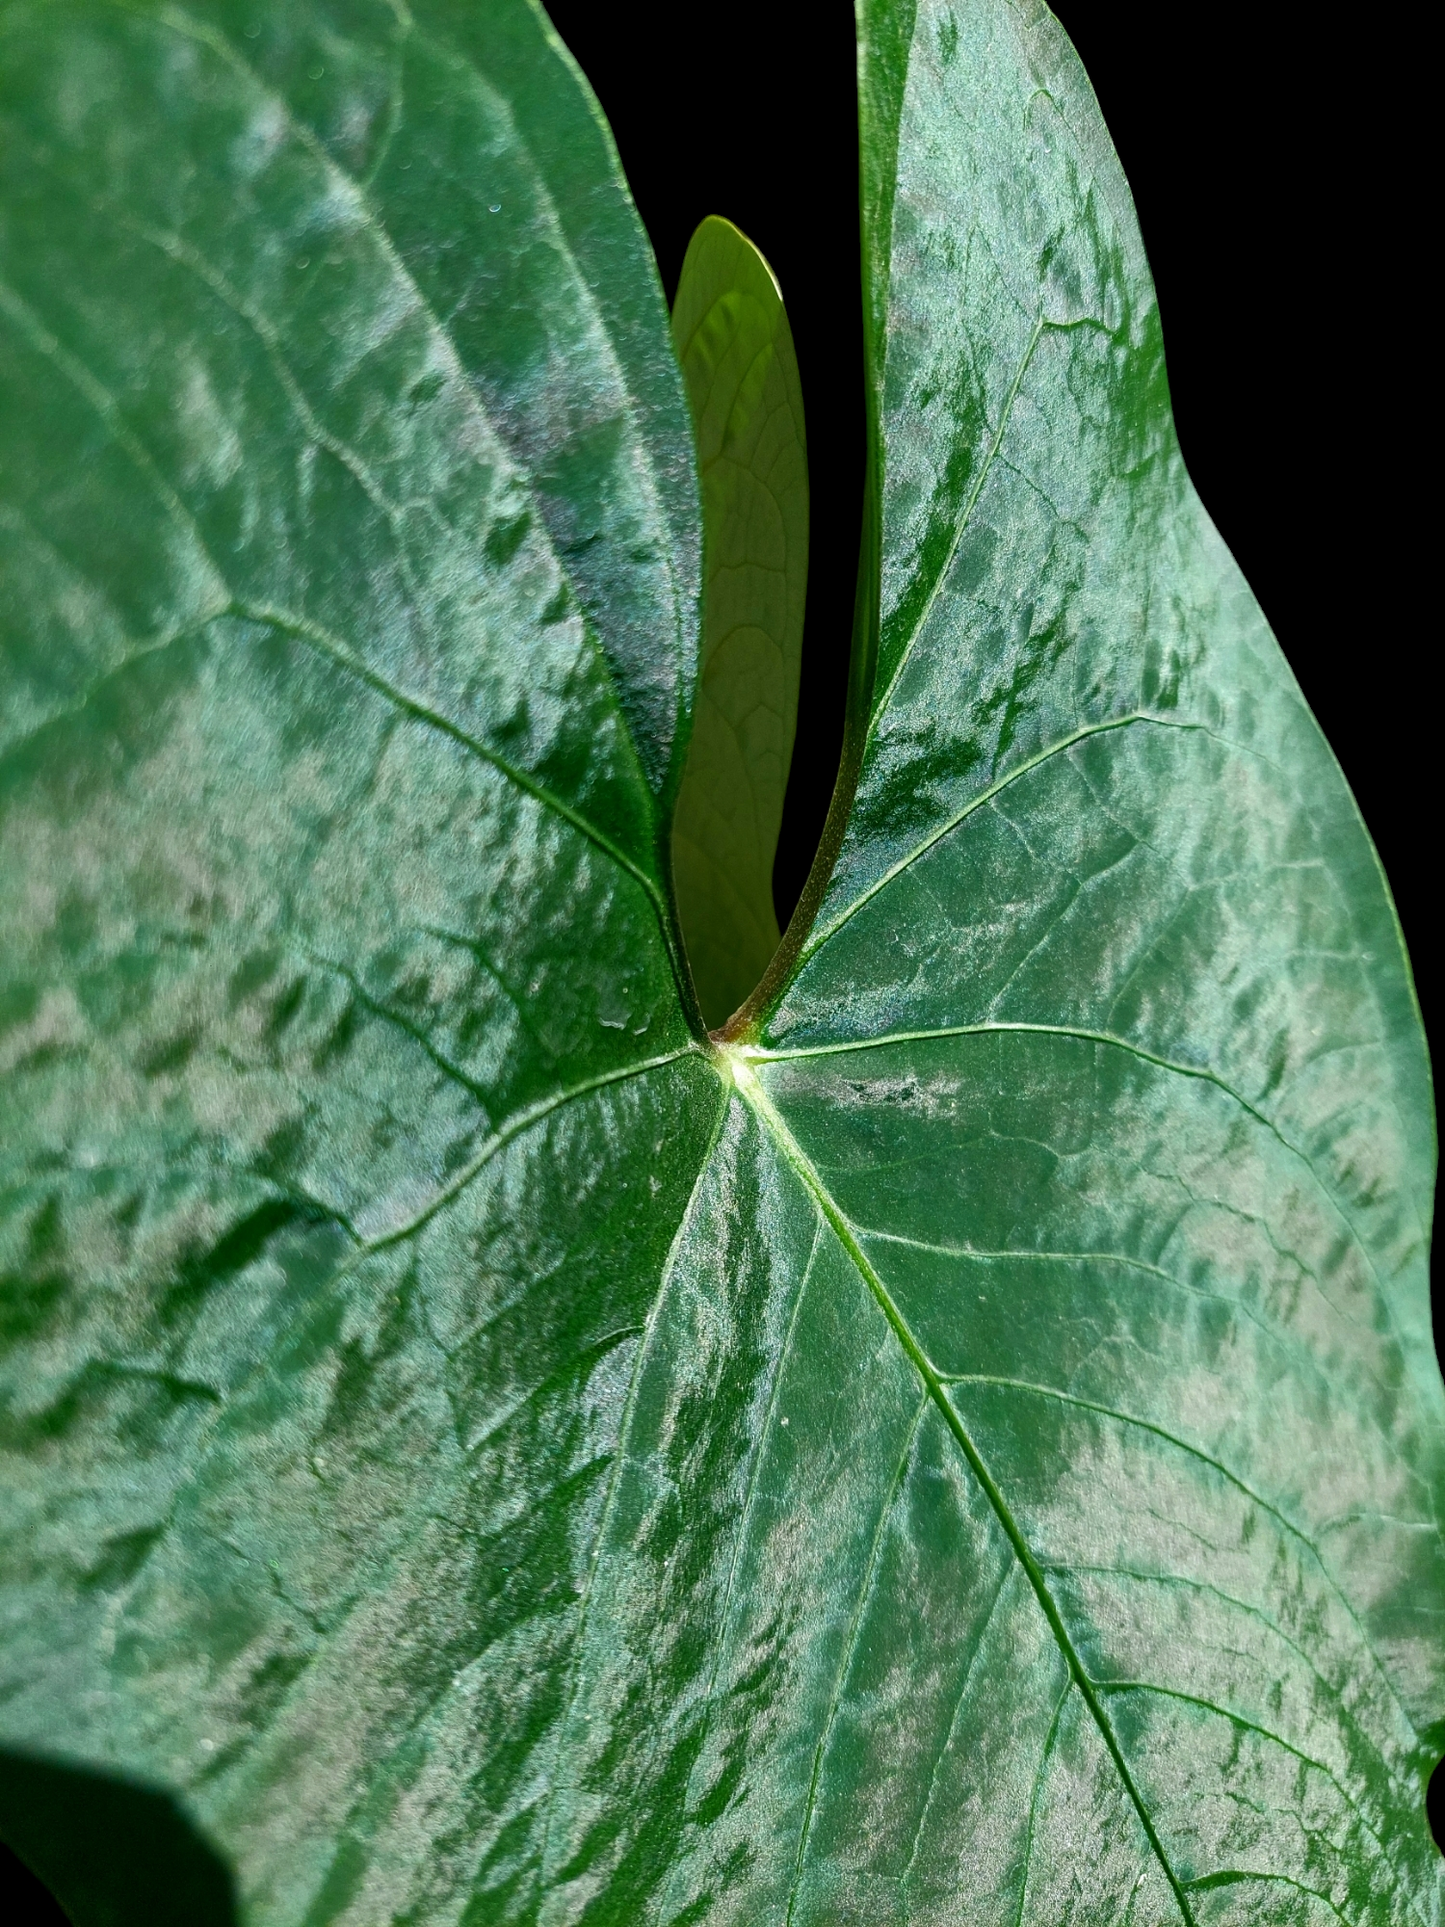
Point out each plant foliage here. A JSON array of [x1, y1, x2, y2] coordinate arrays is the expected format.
[[0, 0, 1439, 1920], [669, 215, 808, 1030]]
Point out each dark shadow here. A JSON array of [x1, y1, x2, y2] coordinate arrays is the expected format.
[[0, 1749, 237, 1927], [1, 1834, 68, 1925]]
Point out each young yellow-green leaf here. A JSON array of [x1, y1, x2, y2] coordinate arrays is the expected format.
[[670, 216, 809, 1028], [0, 0, 1440, 1922]]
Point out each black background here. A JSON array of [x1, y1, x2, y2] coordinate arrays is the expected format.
[[3, 1, 1437, 1911]]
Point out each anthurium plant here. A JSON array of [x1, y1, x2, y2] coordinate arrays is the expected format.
[[0, 0, 1439, 1920]]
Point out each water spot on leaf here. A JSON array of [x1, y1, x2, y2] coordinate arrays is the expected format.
[[597, 985, 629, 1029]]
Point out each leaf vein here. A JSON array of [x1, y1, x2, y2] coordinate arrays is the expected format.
[[784, 1395, 929, 1925], [1040, 1561, 1420, 1801], [302, 949, 495, 1118], [150, 0, 691, 792], [943, 1375, 1418, 1737], [732, 1058, 1198, 1924], [234, 601, 669, 926], [753, 1021, 1426, 1425], [1181, 1869, 1354, 1926], [854, 1236, 1428, 1500], [1014, 1679, 1072, 1927], [533, 1079, 731, 1896], [898, 1561, 1016, 1903], [1097, 1681, 1422, 1914], [869, 316, 1044, 727], [799, 713, 1202, 962], [357, 1046, 701, 1254]]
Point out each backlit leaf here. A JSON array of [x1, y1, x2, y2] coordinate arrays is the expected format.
[[670, 216, 808, 1029]]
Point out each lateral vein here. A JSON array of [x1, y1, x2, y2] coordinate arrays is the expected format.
[[750, 1020, 1426, 1450], [729, 1055, 1197, 1925], [361, 1045, 702, 1253], [234, 601, 672, 935], [798, 713, 1202, 962]]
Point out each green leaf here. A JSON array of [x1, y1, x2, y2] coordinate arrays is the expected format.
[[670, 216, 809, 1029], [0, 3, 1439, 1925]]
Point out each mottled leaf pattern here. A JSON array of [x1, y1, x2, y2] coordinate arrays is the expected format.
[[0, 1, 1438, 1923]]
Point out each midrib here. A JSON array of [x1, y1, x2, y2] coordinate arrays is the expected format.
[[724, 1047, 1196, 1925]]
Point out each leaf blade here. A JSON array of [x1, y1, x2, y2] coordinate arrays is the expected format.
[[740, 0, 1443, 1909], [670, 216, 810, 1028], [0, 0, 1439, 1920], [0, 3, 710, 1917]]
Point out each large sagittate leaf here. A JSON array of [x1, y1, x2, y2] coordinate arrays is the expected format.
[[0, 1, 1439, 1923], [670, 216, 808, 1029]]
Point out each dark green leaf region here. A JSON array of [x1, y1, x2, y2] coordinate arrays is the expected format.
[[0, 0, 1439, 1922]]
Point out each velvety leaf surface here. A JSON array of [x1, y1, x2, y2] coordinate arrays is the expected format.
[[0, 2, 1439, 1925], [670, 216, 808, 1029]]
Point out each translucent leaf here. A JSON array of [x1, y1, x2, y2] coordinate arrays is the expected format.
[[671, 216, 809, 1027]]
